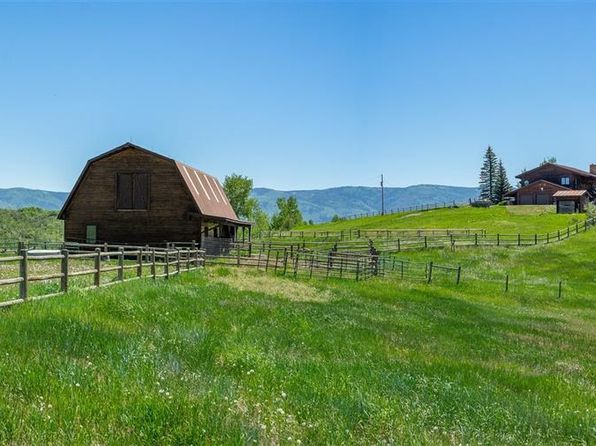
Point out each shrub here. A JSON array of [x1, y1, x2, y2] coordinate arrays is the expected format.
[[470, 200, 492, 208]]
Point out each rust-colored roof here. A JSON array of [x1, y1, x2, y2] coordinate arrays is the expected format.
[[175, 161, 240, 222], [517, 162, 596, 180], [553, 190, 590, 198], [58, 143, 251, 225]]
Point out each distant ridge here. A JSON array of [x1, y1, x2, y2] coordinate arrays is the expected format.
[[252, 184, 479, 223], [0, 188, 69, 210], [0, 184, 479, 223]]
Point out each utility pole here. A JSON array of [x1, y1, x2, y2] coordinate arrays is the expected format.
[[380, 174, 385, 215]]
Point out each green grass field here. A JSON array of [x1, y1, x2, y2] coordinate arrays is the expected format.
[[0, 205, 594, 444], [295, 205, 587, 234], [0, 236, 594, 443]]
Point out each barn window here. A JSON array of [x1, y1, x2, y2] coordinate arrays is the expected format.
[[561, 176, 570, 186], [116, 173, 149, 210]]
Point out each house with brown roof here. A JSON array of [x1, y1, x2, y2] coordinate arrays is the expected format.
[[58, 143, 251, 250], [506, 162, 596, 211]]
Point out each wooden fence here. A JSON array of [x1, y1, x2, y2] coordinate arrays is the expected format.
[[329, 199, 471, 222], [208, 246, 381, 281], [0, 245, 205, 309], [248, 217, 596, 254], [256, 227, 487, 241]]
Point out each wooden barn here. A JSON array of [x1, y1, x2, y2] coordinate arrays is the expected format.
[[506, 162, 596, 209], [58, 143, 251, 250]]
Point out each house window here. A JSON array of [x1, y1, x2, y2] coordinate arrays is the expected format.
[[561, 176, 570, 186], [86, 224, 97, 244], [116, 173, 149, 210]]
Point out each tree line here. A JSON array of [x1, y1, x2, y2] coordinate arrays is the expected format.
[[223, 174, 305, 232]]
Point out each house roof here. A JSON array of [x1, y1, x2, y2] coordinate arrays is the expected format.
[[504, 179, 570, 197], [58, 143, 251, 226], [553, 190, 590, 198], [517, 162, 596, 180]]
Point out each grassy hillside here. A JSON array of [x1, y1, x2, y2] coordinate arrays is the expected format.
[[0, 207, 63, 242], [253, 184, 478, 223], [0, 229, 594, 443], [295, 205, 586, 234]]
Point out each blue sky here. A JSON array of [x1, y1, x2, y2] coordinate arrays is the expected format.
[[0, 2, 595, 192]]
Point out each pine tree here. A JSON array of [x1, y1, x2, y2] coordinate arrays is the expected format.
[[494, 159, 512, 203], [479, 146, 499, 203]]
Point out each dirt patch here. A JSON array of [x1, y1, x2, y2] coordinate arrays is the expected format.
[[208, 267, 333, 303]]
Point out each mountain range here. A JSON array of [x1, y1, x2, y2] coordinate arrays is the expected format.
[[252, 185, 479, 222], [0, 185, 479, 223]]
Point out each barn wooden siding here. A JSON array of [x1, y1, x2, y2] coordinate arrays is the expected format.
[[62, 148, 203, 244]]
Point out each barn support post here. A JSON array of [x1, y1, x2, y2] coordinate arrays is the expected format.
[[19, 249, 28, 300], [94, 248, 101, 287], [60, 249, 69, 293]]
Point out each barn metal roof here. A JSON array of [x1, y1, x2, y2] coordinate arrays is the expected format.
[[175, 161, 242, 223], [58, 143, 251, 226]]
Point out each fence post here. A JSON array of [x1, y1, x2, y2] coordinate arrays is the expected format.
[[19, 249, 28, 300], [427, 262, 433, 283], [274, 250, 280, 274], [176, 249, 181, 275], [497, 234, 500, 246], [558, 281, 562, 299], [397, 238, 401, 252], [475, 233, 478, 246], [294, 253, 299, 278], [137, 249, 143, 278], [310, 254, 314, 279], [424, 236, 428, 249], [95, 248, 101, 287], [186, 248, 191, 271], [265, 249, 271, 272], [356, 260, 360, 281], [534, 234, 538, 245], [546, 232, 550, 244], [61, 249, 69, 293], [118, 248, 124, 281], [283, 248, 288, 275], [237, 244, 241, 266], [517, 234, 521, 246], [401, 260, 404, 279], [557, 230, 561, 241], [456, 266, 461, 285], [151, 249, 156, 279], [165, 250, 170, 279], [505, 274, 509, 293]]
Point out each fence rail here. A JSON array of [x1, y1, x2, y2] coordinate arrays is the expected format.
[[0, 245, 205, 309], [249, 217, 596, 253]]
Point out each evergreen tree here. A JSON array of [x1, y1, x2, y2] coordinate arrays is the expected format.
[[494, 159, 512, 203], [479, 146, 499, 203]]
